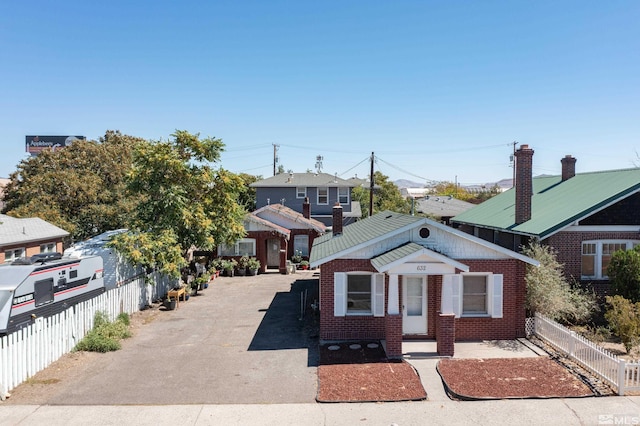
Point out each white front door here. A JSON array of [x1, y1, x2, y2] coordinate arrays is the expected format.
[[403, 276, 427, 334]]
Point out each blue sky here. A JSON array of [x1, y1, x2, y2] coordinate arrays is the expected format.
[[1, 1, 638, 186]]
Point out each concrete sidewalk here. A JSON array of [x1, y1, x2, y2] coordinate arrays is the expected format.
[[2, 396, 640, 425]]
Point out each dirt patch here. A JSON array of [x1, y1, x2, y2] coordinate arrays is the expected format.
[[316, 341, 427, 403], [437, 357, 595, 400], [2, 304, 162, 404]]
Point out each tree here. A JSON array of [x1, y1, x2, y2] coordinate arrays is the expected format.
[[237, 173, 260, 212], [2, 131, 143, 241], [522, 241, 597, 325], [110, 130, 246, 278], [352, 171, 411, 217], [607, 246, 640, 303]]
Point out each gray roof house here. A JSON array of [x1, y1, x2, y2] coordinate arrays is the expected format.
[[0, 215, 69, 263], [250, 172, 362, 227]]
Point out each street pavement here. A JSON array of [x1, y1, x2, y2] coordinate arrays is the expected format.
[[1, 270, 639, 425]]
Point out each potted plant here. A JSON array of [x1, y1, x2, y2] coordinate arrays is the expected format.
[[223, 259, 237, 277], [164, 295, 177, 310], [236, 255, 249, 276], [299, 260, 310, 270], [246, 257, 260, 276], [291, 250, 303, 265]]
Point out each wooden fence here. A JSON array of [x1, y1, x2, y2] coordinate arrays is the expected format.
[[532, 312, 640, 395], [0, 272, 176, 399]]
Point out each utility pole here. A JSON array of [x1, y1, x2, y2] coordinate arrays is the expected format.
[[273, 144, 279, 176], [369, 152, 374, 217]]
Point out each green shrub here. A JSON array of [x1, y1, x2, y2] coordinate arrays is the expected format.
[[522, 241, 598, 325], [605, 295, 640, 353], [607, 246, 640, 303], [117, 312, 130, 326], [74, 311, 132, 353]]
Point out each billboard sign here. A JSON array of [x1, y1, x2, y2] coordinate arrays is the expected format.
[[25, 135, 86, 155]]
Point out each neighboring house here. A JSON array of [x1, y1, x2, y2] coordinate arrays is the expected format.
[[452, 145, 640, 294], [250, 172, 362, 227], [414, 195, 475, 225], [217, 201, 326, 274], [0, 214, 69, 263], [309, 205, 538, 357]]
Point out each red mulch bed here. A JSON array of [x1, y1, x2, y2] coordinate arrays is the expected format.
[[437, 358, 595, 400], [316, 341, 427, 403]]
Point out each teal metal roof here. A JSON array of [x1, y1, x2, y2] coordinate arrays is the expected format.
[[452, 168, 640, 239], [309, 211, 423, 264], [370, 242, 424, 271]]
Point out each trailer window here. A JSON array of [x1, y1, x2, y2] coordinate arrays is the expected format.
[[34, 278, 54, 307]]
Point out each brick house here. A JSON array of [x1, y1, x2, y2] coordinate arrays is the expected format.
[[309, 205, 538, 357], [218, 201, 326, 274], [0, 214, 69, 263], [452, 145, 640, 294]]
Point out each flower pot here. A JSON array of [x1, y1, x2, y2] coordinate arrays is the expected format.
[[235, 268, 246, 276], [224, 269, 234, 277], [164, 299, 177, 310], [247, 268, 258, 276]]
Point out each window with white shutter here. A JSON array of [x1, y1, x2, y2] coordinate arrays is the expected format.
[[373, 274, 385, 317], [334, 272, 346, 316]]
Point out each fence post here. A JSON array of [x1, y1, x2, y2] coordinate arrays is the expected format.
[[618, 359, 626, 396], [568, 331, 576, 358]]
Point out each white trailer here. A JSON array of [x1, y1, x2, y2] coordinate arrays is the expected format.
[[64, 229, 144, 291], [0, 254, 105, 335]]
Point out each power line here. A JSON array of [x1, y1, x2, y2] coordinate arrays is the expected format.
[[338, 156, 371, 177], [375, 156, 438, 184]]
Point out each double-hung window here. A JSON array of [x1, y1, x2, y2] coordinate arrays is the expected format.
[[218, 238, 257, 256], [333, 272, 385, 317], [462, 275, 488, 315], [296, 187, 306, 199], [317, 187, 328, 205], [40, 243, 56, 253], [582, 240, 639, 279], [338, 187, 349, 205], [442, 273, 503, 318], [4, 248, 25, 263]]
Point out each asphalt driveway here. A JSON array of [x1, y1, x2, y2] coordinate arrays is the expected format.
[[42, 270, 320, 405]]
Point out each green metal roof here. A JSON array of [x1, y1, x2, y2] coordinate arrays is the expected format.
[[370, 242, 424, 271], [452, 168, 640, 239], [309, 210, 423, 264]]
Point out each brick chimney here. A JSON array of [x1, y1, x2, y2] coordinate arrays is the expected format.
[[302, 197, 310, 219], [561, 155, 576, 181], [514, 144, 534, 225], [332, 203, 343, 236]]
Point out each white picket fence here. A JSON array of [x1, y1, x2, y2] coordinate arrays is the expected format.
[[532, 312, 640, 395], [0, 271, 176, 398]]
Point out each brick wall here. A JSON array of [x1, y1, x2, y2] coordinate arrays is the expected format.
[[453, 259, 526, 340], [320, 257, 528, 345], [319, 259, 386, 340], [546, 230, 640, 295]]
